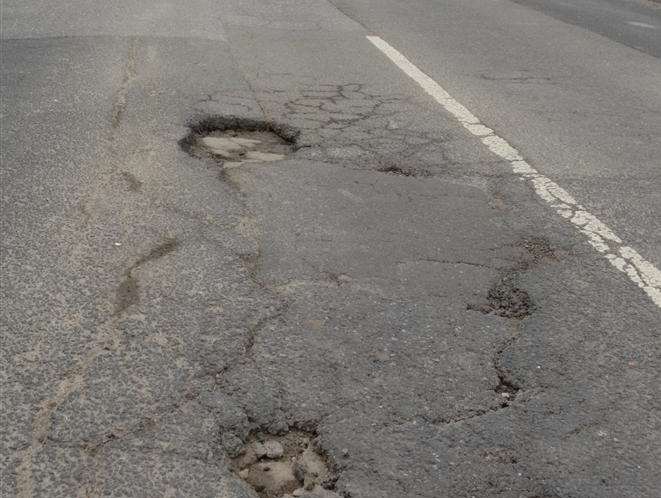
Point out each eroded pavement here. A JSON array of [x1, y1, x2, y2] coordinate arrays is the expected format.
[[1, 1, 660, 497]]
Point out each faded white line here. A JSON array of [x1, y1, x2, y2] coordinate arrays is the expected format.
[[366, 35, 661, 308], [626, 21, 657, 29]]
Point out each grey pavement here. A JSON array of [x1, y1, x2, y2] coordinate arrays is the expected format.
[[512, 0, 661, 57], [331, 0, 661, 270], [1, 1, 660, 498]]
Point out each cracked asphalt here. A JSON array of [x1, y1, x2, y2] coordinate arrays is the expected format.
[[1, 1, 660, 497]]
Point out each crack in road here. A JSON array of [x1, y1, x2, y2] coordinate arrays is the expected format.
[[114, 237, 179, 315], [110, 38, 138, 131]]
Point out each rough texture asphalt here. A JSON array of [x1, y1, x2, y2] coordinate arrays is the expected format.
[[1, 1, 660, 498]]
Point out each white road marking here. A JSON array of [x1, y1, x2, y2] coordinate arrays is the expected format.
[[366, 35, 661, 308], [626, 21, 657, 29]]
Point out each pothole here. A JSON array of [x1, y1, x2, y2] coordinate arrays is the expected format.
[[200, 130, 290, 167], [376, 164, 431, 177], [517, 236, 558, 270], [487, 277, 533, 319], [179, 116, 298, 167], [468, 275, 533, 319], [495, 374, 520, 406], [230, 430, 339, 498]]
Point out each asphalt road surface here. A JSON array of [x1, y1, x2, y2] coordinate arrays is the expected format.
[[1, 1, 660, 497]]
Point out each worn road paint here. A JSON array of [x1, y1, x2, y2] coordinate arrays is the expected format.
[[366, 35, 661, 308], [626, 21, 657, 29]]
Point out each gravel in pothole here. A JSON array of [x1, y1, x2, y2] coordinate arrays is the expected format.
[[199, 129, 292, 167], [230, 430, 340, 498]]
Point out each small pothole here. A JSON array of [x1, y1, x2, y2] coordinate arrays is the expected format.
[[376, 164, 431, 177], [179, 116, 298, 167], [495, 375, 520, 406], [487, 278, 532, 319], [468, 276, 533, 319], [230, 430, 339, 498], [517, 236, 558, 270]]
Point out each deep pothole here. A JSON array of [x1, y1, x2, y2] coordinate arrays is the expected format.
[[179, 116, 298, 167], [230, 429, 339, 498]]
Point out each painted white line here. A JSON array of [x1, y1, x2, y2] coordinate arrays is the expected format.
[[626, 21, 657, 29], [366, 35, 661, 308]]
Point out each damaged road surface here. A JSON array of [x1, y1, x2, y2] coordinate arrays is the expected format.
[[1, 1, 660, 498]]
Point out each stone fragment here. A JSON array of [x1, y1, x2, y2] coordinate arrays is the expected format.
[[264, 440, 284, 459], [253, 441, 267, 458]]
